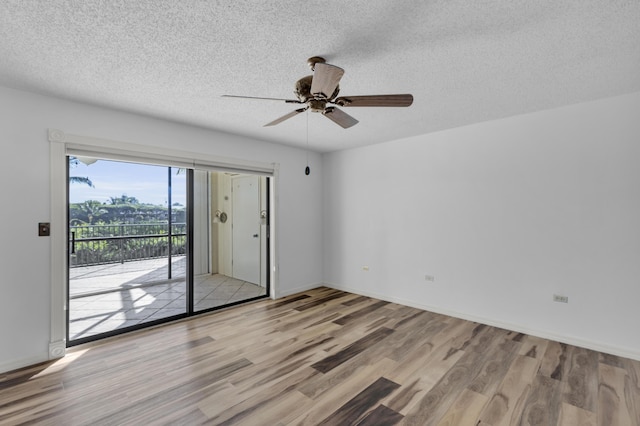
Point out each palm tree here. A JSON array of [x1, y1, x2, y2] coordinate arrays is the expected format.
[[70, 176, 94, 187], [109, 195, 140, 205], [69, 157, 94, 187], [80, 200, 107, 224]]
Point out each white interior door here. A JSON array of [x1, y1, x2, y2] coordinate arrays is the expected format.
[[232, 175, 261, 284]]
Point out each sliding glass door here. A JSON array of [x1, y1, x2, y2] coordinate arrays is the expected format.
[[67, 158, 269, 345], [192, 171, 268, 312], [67, 159, 187, 342]]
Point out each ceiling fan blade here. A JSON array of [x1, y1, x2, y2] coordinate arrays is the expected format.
[[310, 63, 344, 99], [222, 95, 302, 104], [264, 108, 307, 127], [322, 107, 359, 129], [333, 94, 413, 107]]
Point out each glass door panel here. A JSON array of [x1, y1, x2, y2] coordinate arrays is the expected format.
[[193, 171, 268, 312], [67, 158, 269, 345], [68, 158, 187, 342]]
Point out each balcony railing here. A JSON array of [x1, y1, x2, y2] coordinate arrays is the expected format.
[[69, 223, 186, 267]]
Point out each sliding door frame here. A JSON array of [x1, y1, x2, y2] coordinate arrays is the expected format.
[[49, 129, 279, 359]]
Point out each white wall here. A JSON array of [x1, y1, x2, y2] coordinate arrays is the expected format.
[[323, 91, 640, 360], [0, 85, 324, 372]]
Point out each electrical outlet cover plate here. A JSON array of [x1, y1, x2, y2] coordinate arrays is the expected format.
[[553, 294, 568, 303]]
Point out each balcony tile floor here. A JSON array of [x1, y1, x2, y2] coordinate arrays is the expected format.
[[69, 256, 267, 341]]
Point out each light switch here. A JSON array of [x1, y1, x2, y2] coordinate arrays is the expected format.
[[39, 222, 50, 236]]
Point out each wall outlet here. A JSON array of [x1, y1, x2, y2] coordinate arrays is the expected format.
[[362, 266, 370, 271], [424, 275, 435, 282], [553, 294, 568, 303]]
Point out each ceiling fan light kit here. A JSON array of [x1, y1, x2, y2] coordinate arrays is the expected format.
[[223, 56, 414, 129]]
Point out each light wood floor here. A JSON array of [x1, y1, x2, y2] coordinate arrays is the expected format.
[[1, 287, 639, 425]]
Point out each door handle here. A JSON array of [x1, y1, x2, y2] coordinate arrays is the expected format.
[[253, 234, 259, 238], [71, 231, 76, 254]]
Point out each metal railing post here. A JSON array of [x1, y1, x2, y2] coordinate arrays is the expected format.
[[168, 167, 173, 280], [119, 223, 124, 264]]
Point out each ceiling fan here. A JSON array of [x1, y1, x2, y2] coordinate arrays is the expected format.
[[222, 56, 413, 129]]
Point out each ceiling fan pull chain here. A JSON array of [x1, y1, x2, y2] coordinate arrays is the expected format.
[[305, 109, 311, 176]]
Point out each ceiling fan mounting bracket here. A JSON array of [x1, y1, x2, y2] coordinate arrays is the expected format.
[[307, 56, 326, 71]]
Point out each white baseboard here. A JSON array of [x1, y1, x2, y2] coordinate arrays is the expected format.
[[324, 282, 640, 362], [0, 353, 50, 374]]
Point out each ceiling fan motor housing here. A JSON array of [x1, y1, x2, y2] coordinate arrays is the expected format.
[[307, 99, 326, 112], [295, 75, 340, 111]]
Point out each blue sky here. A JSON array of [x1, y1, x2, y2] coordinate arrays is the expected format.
[[69, 159, 187, 206]]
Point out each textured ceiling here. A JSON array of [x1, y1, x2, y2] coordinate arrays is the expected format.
[[1, 1, 639, 152]]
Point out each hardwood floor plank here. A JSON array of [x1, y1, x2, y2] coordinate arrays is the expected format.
[[1, 287, 639, 426], [558, 402, 597, 426], [517, 334, 549, 360], [403, 328, 502, 426], [296, 343, 398, 401], [0, 361, 55, 389], [356, 404, 404, 425], [401, 327, 511, 425], [384, 315, 448, 363], [539, 341, 573, 381], [294, 290, 351, 311], [206, 368, 318, 425], [624, 357, 640, 425], [274, 297, 370, 333], [453, 323, 490, 352], [599, 363, 634, 426], [310, 327, 394, 374], [476, 355, 539, 426], [195, 381, 242, 419], [292, 358, 397, 425], [240, 390, 314, 426], [0, 384, 66, 425], [228, 345, 329, 396], [342, 295, 372, 307], [333, 300, 390, 325], [383, 332, 469, 414], [303, 312, 342, 329], [391, 308, 440, 330], [85, 358, 254, 425], [517, 374, 563, 426], [316, 377, 400, 425], [269, 293, 312, 308], [563, 346, 599, 412], [241, 328, 337, 366], [600, 352, 627, 369], [467, 338, 521, 397], [435, 388, 488, 426]]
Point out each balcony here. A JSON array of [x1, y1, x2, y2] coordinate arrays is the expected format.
[[68, 224, 266, 341]]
